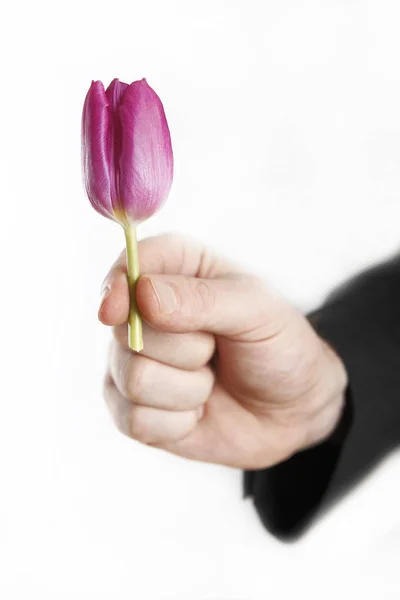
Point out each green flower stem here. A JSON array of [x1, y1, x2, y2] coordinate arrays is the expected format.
[[124, 223, 143, 352]]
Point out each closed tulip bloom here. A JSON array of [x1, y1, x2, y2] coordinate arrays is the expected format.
[[82, 78, 174, 351], [82, 78, 173, 223]]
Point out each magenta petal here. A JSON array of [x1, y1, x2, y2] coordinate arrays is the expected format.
[[105, 78, 129, 110], [118, 79, 173, 223], [81, 81, 113, 218], [105, 79, 129, 211]]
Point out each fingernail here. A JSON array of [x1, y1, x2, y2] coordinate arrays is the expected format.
[[149, 278, 178, 315], [99, 284, 111, 314], [100, 277, 111, 296]]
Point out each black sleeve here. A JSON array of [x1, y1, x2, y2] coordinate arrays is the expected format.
[[244, 252, 400, 540]]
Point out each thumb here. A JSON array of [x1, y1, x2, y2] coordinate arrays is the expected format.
[[136, 273, 290, 340]]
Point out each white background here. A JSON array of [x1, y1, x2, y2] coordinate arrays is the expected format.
[[1, 0, 400, 598]]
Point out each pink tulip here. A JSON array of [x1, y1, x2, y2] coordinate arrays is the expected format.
[[81, 78, 174, 351]]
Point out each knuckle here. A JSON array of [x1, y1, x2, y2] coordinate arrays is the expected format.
[[115, 250, 127, 267], [124, 356, 146, 400], [251, 275, 291, 325], [239, 273, 264, 298], [102, 376, 112, 406], [113, 324, 128, 346], [197, 335, 216, 368], [245, 272, 261, 290], [102, 263, 125, 293], [196, 246, 214, 277], [191, 279, 215, 318], [103, 374, 131, 437], [159, 232, 189, 246], [129, 406, 150, 442]]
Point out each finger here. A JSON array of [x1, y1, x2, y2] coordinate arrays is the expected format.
[[110, 233, 238, 278], [109, 341, 215, 410], [98, 268, 129, 325], [136, 273, 291, 341], [98, 233, 238, 326], [153, 384, 304, 469], [113, 323, 215, 370], [103, 373, 132, 437], [104, 376, 202, 444]]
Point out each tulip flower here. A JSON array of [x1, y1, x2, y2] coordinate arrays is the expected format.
[[82, 78, 173, 351]]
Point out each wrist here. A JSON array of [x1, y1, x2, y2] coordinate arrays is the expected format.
[[303, 339, 348, 449]]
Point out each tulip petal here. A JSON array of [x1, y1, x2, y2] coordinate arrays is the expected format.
[[105, 78, 129, 110], [118, 79, 173, 223], [81, 80, 113, 218], [105, 79, 129, 212]]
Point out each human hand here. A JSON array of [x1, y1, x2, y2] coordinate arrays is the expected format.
[[100, 234, 348, 469]]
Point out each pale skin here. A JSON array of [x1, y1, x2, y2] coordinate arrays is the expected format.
[[100, 234, 348, 470]]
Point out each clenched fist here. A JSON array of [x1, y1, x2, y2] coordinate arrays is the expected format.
[[99, 234, 348, 469]]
